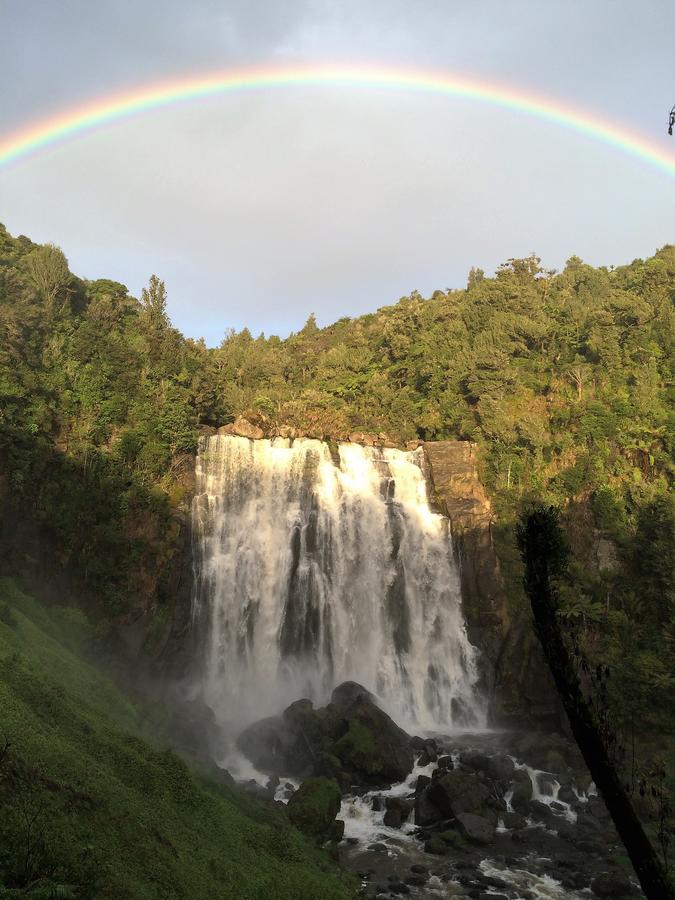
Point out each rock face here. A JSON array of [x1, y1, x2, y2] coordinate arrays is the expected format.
[[236, 681, 414, 789], [422, 440, 559, 727]]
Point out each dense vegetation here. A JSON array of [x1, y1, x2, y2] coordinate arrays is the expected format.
[[0, 222, 672, 735], [0, 577, 357, 898]]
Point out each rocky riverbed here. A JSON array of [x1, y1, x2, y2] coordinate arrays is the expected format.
[[229, 682, 643, 899]]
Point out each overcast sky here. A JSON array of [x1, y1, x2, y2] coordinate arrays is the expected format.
[[1, 1, 674, 344]]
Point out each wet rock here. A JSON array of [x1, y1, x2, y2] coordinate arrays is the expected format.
[[331, 681, 375, 709], [590, 871, 635, 898], [459, 751, 515, 784], [287, 777, 341, 839], [424, 834, 447, 855], [510, 769, 533, 813], [388, 883, 410, 895], [405, 874, 427, 887], [558, 785, 577, 804], [410, 864, 428, 875], [501, 811, 527, 829], [383, 808, 402, 828], [415, 785, 444, 826], [414, 774, 431, 794], [332, 684, 414, 786], [385, 796, 413, 821], [236, 715, 292, 775], [367, 842, 389, 853], [372, 795, 383, 811], [328, 818, 345, 842], [437, 755, 454, 770], [427, 769, 491, 819], [456, 812, 495, 845]]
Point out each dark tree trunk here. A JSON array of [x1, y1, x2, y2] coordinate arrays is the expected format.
[[518, 507, 674, 900]]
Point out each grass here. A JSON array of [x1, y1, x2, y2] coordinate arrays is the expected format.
[[0, 577, 358, 899]]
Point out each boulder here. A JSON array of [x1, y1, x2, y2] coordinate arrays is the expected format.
[[332, 685, 414, 786], [414, 785, 444, 826], [287, 777, 342, 839], [437, 755, 454, 771], [237, 681, 413, 788], [331, 681, 375, 709], [459, 751, 514, 784], [427, 770, 492, 819], [510, 769, 533, 813], [590, 871, 635, 898], [383, 808, 402, 828], [236, 715, 292, 774], [424, 834, 447, 855], [217, 416, 265, 440], [501, 812, 527, 830], [456, 813, 495, 845]]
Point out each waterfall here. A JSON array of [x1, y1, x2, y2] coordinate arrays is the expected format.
[[191, 435, 484, 733]]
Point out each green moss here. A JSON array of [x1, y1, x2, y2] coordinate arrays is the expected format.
[[287, 777, 342, 839], [0, 579, 357, 899], [334, 718, 382, 776]]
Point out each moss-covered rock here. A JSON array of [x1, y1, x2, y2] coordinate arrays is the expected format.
[[287, 778, 342, 840]]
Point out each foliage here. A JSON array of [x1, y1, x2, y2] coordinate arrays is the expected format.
[[0, 222, 672, 737], [0, 578, 357, 898]]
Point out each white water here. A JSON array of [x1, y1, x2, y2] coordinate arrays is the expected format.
[[191, 435, 483, 732]]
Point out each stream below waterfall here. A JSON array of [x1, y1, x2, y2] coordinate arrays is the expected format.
[[226, 729, 641, 900]]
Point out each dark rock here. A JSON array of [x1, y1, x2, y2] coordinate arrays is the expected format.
[[414, 774, 431, 794], [510, 769, 533, 813], [439, 828, 464, 848], [332, 684, 414, 785], [427, 769, 491, 819], [502, 812, 527, 829], [385, 796, 413, 821], [383, 808, 402, 828], [372, 795, 383, 811], [286, 777, 341, 839], [328, 818, 345, 842], [388, 883, 410, 895], [236, 715, 292, 774], [590, 871, 635, 898], [424, 834, 447, 855], [331, 681, 375, 709], [410, 736, 426, 752], [405, 874, 427, 887], [415, 785, 444, 826], [456, 813, 495, 845], [459, 751, 515, 784], [410, 864, 428, 875], [557, 785, 577, 804], [437, 755, 453, 770], [367, 842, 388, 853]]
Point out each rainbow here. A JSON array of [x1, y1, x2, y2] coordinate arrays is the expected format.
[[1, 63, 674, 176]]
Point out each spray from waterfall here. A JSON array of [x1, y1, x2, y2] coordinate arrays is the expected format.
[[191, 435, 484, 733]]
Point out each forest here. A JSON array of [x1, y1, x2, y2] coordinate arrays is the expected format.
[[1, 222, 672, 736]]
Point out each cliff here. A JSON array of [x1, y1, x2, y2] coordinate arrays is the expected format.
[[422, 440, 560, 728]]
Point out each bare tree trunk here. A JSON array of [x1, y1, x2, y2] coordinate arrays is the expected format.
[[518, 507, 674, 900]]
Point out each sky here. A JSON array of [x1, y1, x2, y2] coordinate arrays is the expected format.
[[1, 0, 674, 345]]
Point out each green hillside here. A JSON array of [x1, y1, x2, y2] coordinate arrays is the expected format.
[[0, 577, 357, 899]]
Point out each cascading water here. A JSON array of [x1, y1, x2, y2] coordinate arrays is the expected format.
[[191, 434, 484, 733]]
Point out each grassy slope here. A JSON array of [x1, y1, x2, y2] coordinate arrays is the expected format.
[[0, 578, 357, 899]]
